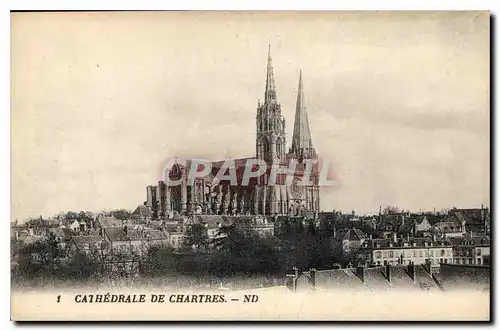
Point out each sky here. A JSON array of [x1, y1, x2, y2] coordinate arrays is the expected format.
[[11, 11, 490, 221]]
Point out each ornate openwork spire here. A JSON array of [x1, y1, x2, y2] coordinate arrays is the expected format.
[[264, 43, 277, 104]]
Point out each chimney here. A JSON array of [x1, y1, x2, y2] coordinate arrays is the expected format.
[[407, 262, 416, 282], [426, 259, 432, 276], [385, 264, 392, 283], [309, 268, 316, 288], [293, 267, 300, 292], [355, 265, 366, 284]]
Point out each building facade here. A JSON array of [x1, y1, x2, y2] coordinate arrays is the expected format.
[[360, 236, 454, 268], [144, 46, 320, 218]]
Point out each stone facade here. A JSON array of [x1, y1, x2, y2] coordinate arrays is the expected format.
[[145, 46, 320, 218]]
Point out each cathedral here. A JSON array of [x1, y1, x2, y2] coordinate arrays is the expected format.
[[144, 46, 320, 218]]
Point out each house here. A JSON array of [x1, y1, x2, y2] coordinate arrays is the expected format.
[[247, 215, 274, 237], [131, 204, 151, 222], [101, 227, 142, 256], [68, 219, 87, 233], [68, 235, 106, 256], [226, 215, 275, 237], [142, 229, 169, 249], [431, 220, 465, 238], [449, 235, 490, 265], [446, 207, 489, 234], [163, 223, 186, 249], [47, 228, 74, 248], [96, 216, 123, 228], [193, 215, 230, 239], [335, 228, 367, 253], [360, 234, 453, 269], [411, 215, 433, 236], [375, 214, 404, 237]]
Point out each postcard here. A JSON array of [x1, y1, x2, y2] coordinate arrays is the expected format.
[[10, 11, 490, 321]]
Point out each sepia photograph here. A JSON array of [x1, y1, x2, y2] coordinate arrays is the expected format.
[[10, 10, 490, 321]]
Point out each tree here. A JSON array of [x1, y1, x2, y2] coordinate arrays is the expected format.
[[142, 244, 176, 276], [211, 223, 280, 276], [181, 224, 210, 252], [383, 206, 401, 215], [15, 232, 67, 280], [110, 209, 131, 220]]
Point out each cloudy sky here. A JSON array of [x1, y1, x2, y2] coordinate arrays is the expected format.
[[11, 11, 489, 221]]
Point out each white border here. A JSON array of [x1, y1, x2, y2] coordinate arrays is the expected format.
[[2, 1, 498, 329]]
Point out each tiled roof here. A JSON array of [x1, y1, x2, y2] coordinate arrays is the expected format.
[[364, 268, 392, 291], [194, 215, 232, 228], [438, 263, 490, 291], [388, 265, 438, 291], [98, 216, 122, 228], [312, 268, 365, 291], [132, 205, 151, 218], [127, 229, 142, 241], [301, 266, 436, 292], [104, 227, 141, 242], [432, 221, 462, 233], [447, 208, 488, 226], [449, 235, 490, 247], [47, 227, 74, 240], [346, 228, 367, 241], [71, 235, 105, 251], [143, 229, 167, 240], [164, 223, 183, 233]]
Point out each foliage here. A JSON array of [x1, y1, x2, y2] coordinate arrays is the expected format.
[[141, 244, 177, 276], [110, 209, 131, 220], [14, 232, 67, 279], [181, 224, 210, 252], [12, 214, 372, 286], [383, 206, 401, 215]]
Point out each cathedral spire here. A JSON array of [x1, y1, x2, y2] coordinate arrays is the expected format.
[[291, 70, 314, 155], [264, 43, 277, 104]]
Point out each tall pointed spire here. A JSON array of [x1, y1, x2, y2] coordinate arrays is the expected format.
[[291, 70, 314, 155], [264, 43, 277, 104]]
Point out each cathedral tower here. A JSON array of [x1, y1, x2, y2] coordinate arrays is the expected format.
[[256, 45, 286, 164], [286, 71, 320, 216], [289, 70, 316, 159]]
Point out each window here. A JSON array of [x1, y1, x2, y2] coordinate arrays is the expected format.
[[477, 249, 482, 256], [383, 251, 388, 258], [469, 258, 473, 264], [375, 251, 382, 259], [413, 250, 417, 257], [444, 259, 447, 263], [429, 250, 433, 257], [478, 258, 482, 265], [441, 249, 445, 257], [419, 250, 423, 257], [389, 251, 394, 258]]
